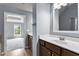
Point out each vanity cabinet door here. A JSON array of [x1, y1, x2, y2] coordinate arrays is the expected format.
[[61, 49, 79, 56], [40, 45, 51, 56], [28, 35, 32, 50], [45, 41, 61, 55]]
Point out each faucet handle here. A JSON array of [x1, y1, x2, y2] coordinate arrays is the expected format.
[[60, 37, 64, 41]]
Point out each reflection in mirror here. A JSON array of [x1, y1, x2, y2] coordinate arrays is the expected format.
[[53, 3, 78, 31]]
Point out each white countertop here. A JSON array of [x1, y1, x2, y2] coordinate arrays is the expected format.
[[39, 35, 79, 54]]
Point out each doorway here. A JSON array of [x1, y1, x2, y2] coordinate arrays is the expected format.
[[4, 12, 26, 51]]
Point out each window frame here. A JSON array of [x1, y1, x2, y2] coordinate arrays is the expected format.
[[14, 24, 21, 37]]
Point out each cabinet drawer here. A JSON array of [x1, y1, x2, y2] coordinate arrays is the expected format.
[[45, 41, 60, 55], [62, 49, 79, 56], [39, 39, 45, 46], [40, 45, 51, 56], [52, 52, 59, 56]]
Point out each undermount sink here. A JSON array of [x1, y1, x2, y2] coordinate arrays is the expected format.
[[41, 35, 68, 44], [53, 40, 67, 44], [41, 35, 60, 40], [51, 36, 68, 44]]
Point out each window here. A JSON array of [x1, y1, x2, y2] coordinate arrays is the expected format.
[[7, 14, 24, 23], [14, 24, 21, 37]]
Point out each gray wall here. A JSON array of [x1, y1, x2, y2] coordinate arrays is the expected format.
[[0, 4, 32, 51], [0, 5, 4, 51], [37, 3, 50, 35], [59, 3, 78, 30]]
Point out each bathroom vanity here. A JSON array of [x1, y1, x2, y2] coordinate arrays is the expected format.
[[39, 35, 79, 56], [27, 33, 32, 51], [27, 33, 79, 56]]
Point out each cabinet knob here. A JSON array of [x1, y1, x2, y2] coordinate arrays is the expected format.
[[52, 54, 54, 56], [43, 43, 44, 46], [48, 52, 51, 55]]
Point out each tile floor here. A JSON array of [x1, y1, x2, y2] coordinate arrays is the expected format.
[[0, 48, 32, 56]]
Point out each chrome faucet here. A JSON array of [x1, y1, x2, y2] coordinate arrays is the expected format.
[[60, 37, 64, 41]]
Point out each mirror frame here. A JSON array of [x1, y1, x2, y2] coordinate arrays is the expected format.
[[50, 3, 79, 38]]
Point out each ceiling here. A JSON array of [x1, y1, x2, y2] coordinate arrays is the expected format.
[[15, 3, 33, 12], [0, 3, 33, 12]]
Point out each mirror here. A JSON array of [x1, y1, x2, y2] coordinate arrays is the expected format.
[[53, 3, 78, 31]]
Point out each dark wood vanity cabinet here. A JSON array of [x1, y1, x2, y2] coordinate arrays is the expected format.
[[51, 52, 60, 56], [40, 45, 51, 56], [39, 39, 79, 56], [27, 35, 32, 50], [39, 39, 60, 56], [39, 39, 45, 46], [39, 39, 51, 56], [45, 41, 61, 55], [61, 49, 79, 56]]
